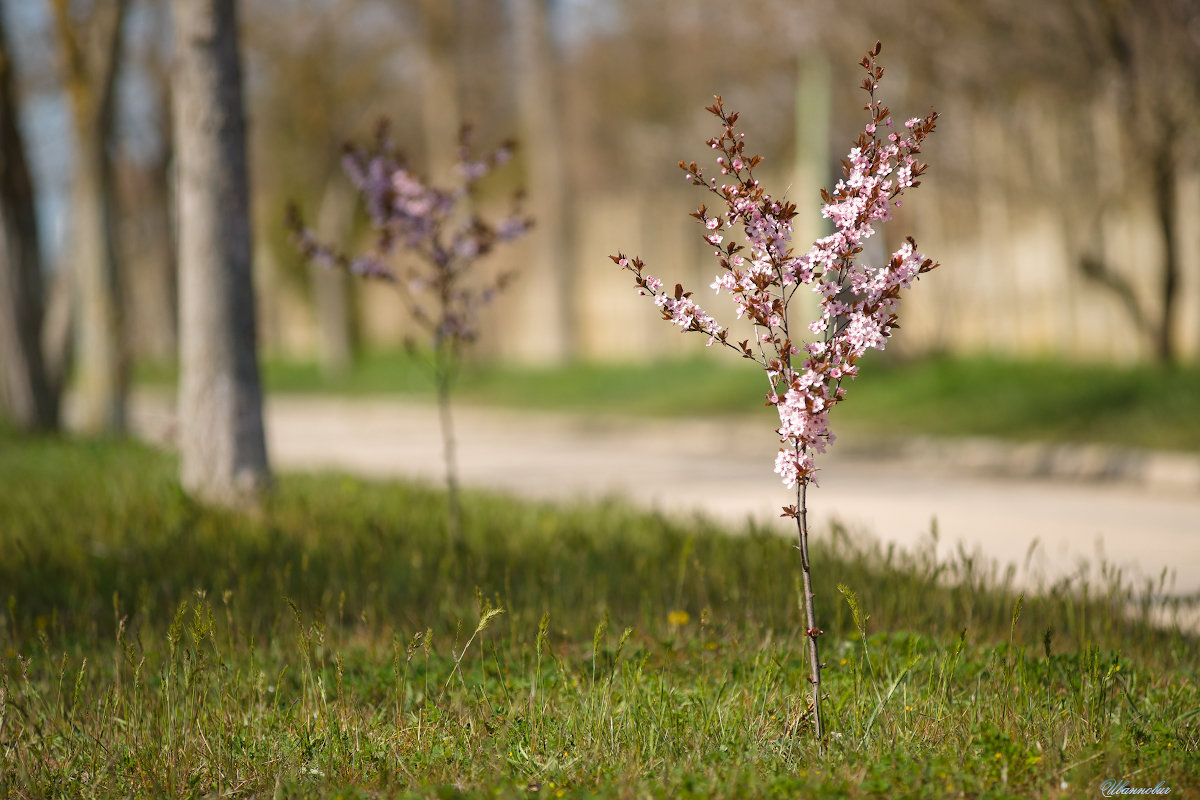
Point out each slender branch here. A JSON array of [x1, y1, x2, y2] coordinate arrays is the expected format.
[[434, 345, 462, 548], [1077, 252, 1154, 342], [795, 479, 825, 744]]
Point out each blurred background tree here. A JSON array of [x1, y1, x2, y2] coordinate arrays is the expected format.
[[173, 0, 270, 506], [50, 0, 130, 432], [0, 5, 57, 430], [854, 0, 1200, 362], [2, 0, 1199, 442]]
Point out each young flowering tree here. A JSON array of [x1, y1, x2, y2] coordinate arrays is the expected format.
[[610, 42, 939, 742], [289, 121, 531, 546]]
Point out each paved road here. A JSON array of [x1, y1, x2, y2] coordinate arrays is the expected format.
[[133, 395, 1200, 598]]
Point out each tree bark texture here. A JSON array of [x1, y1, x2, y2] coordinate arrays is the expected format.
[[0, 12, 57, 430], [173, 0, 270, 505]]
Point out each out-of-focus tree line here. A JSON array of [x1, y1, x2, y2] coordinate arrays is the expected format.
[[3, 0, 1200, 438]]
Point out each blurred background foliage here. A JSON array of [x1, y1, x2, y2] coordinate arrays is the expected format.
[[4, 0, 1200, 402]]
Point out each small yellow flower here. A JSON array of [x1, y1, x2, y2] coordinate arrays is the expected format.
[[668, 610, 690, 627]]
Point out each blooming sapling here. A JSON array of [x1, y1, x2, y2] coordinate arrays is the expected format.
[[289, 122, 531, 546], [610, 42, 939, 742]]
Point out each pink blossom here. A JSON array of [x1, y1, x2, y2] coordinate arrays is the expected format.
[[611, 60, 938, 492], [711, 273, 736, 293], [293, 122, 527, 356]]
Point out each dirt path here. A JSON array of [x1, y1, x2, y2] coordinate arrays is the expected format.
[[133, 394, 1200, 598]]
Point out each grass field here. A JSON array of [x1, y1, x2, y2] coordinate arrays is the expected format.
[[1, 432, 1197, 798], [139, 351, 1200, 452]]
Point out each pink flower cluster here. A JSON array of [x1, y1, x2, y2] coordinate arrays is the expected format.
[[290, 121, 531, 348], [615, 256, 727, 345], [612, 45, 939, 493]]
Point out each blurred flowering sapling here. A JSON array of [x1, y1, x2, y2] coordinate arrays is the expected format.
[[289, 123, 531, 546], [610, 43, 939, 742]]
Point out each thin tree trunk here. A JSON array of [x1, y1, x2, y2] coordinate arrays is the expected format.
[[71, 139, 126, 432], [111, 2, 177, 366], [792, 52, 831, 245], [1151, 137, 1178, 363], [140, 146, 180, 363], [790, 52, 831, 332], [0, 14, 57, 430], [417, 0, 461, 179], [310, 176, 355, 377], [511, 0, 574, 363], [435, 358, 462, 547], [124, 74, 179, 365], [173, 0, 270, 506], [51, 0, 129, 434], [795, 480, 825, 742], [41, 259, 73, 399]]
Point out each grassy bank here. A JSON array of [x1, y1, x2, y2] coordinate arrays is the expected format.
[[139, 351, 1200, 452], [2, 434, 1197, 798]]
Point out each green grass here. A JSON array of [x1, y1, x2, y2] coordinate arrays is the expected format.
[[2, 433, 1197, 798], [139, 351, 1200, 452]]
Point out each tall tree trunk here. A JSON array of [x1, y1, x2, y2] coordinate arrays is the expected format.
[[0, 12, 58, 430], [511, 0, 574, 363], [51, 0, 129, 433], [71, 134, 125, 431], [173, 0, 270, 506]]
